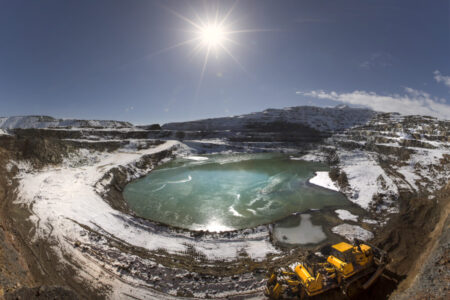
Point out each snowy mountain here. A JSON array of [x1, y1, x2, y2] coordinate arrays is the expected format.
[[162, 105, 376, 133], [1, 106, 374, 134], [0, 115, 132, 130]]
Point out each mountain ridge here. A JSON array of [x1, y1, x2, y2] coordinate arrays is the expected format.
[[0, 115, 132, 130], [162, 105, 376, 133]]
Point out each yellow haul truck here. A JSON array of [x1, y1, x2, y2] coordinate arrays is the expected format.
[[265, 239, 388, 299]]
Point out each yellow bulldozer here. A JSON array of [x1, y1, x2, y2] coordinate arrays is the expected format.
[[265, 239, 388, 299]]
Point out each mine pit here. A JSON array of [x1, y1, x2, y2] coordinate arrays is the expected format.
[[0, 110, 448, 300]]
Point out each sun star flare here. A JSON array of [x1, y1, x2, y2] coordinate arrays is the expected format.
[[198, 23, 227, 48]]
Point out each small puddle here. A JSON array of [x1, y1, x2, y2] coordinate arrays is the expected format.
[[273, 214, 327, 245]]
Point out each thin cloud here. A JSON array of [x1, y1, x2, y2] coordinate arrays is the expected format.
[[299, 88, 450, 120], [434, 70, 450, 88], [359, 52, 393, 70]]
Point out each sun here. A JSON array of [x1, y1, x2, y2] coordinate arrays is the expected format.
[[199, 23, 227, 48], [156, 3, 264, 95], [160, 4, 240, 60]]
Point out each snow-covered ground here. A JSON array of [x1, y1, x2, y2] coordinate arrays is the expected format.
[[326, 113, 450, 220], [332, 224, 374, 241], [335, 209, 358, 222], [294, 151, 328, 162], [308, 171, 339, 191], [13, 140, 287, 298], [16, 141, 279, 262], [337, 150, 398, 210], [395, 147, 449, 193]]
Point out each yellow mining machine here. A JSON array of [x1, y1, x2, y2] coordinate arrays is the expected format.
[[265, 239, 388, 299]]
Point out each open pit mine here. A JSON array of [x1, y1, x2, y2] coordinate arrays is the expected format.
[[0, 105, 448, 299]]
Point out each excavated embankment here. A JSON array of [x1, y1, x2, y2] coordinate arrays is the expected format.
[[0, 135, 101, 299]]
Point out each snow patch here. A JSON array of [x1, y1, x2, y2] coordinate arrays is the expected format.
[[362, 219, 378, 224], [332, 224, 374, 241], [309, 171, 339, 191], [397, 167, 421, 191], [335, 209, 358, 222], [338, 150, 398, 210], [296, 151, 328, 162]]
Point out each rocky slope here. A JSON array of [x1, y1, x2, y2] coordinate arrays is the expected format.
[[162, 105, 375, 133]]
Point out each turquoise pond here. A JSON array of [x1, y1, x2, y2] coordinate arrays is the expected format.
[[123, 153, 350, 232]]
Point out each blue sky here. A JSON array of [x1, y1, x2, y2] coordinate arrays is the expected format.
[[1, 0, 449, 124]]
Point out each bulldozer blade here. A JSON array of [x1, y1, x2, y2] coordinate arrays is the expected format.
[[362, 265, 385, 290]]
